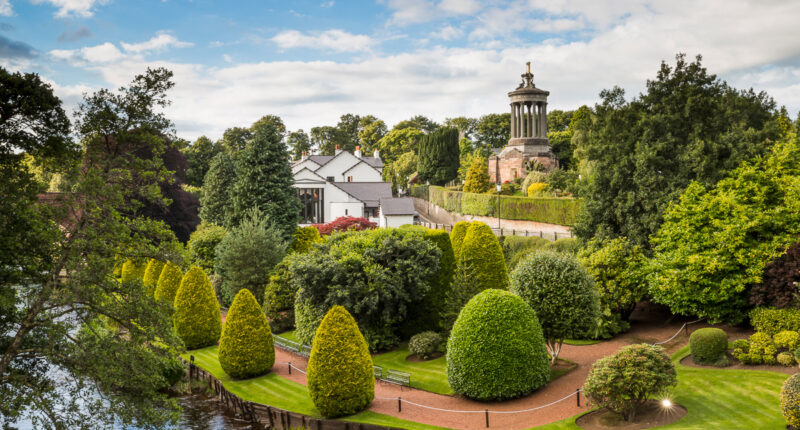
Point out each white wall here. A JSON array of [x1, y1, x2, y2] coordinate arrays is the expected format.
[[380, 214, 415, 228], [342, 161, 382, 182], [315, 152, 359, 180], [330, 201, 364, 220], [291, 159, 320, 174]]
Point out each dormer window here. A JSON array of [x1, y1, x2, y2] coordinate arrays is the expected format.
[[326, 176, 334, 182]]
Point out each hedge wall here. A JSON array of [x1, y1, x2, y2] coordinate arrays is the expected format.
[[413, 185, 580, 226]]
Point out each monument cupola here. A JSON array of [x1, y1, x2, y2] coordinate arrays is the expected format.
[[508, 61, 549, 147]]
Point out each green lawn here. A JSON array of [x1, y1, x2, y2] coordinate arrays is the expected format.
[[563, 338, 601, 346], [372, 343, 453, 395], [182, 346, 448, 430], [533, 344, 789, 429], [275, 328, 298, 342]]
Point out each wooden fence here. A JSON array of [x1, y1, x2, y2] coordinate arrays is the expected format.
[[185, 360, 400, 430]]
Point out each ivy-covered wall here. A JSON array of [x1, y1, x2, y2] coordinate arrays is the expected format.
[[411, 185, 581, 226]]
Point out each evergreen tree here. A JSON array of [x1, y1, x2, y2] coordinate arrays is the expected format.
[[173, 266, 222, 349], [229, 122, 300, 237], [199, 152, 236, 226], [463, 157, 491, 193], [218, 289, 275, 379], [287, 129, 311, 161], [183, 136, 222, 187], [154, 261, 183, 306], [418, 127, 460, 185], [459, 222, 508, 292]]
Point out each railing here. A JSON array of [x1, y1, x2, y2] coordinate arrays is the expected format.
[[415, 220, 573, 241]]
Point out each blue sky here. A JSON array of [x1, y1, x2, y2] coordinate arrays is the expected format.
[[2, 0, 800, 141]]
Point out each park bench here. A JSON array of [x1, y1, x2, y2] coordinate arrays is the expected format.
[[299, 344, 312, 358], [373, 365, 383, 379], [384, 369, 411, 387], [273, 335, 301, 353]]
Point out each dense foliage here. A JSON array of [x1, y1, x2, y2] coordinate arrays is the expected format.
[[313, 216, 377, 236], [187, 221, 227, 273], [154, 261, 183, 305], [199, 152, 236, 226], [120, 259, 147, 283], [228, 122, 300, 237], [173, 266, 222, 349], [307, 306, 374, 418], [782, 374, 800, 427], [263, 260, 296, 332], [574, 54, 781, 248], [183, 136, 222, 187], [689, 328, 728, 365], [447, 289, 549, 400], [409, 331, 442, 359], [290, 226, 321, 253], [417, 127, 460, 185], [459, 222, 509, 292], [749, 241, 800, 309], [449, 220, 471, 259], [510, 251, 600, 361], [463, 156, 490, 193], [214, 208, 287, 306], [290, 228, 440, 351], [398, 225, 456, 334], [218, 289, 275, 379], [649, 133, 800, 323], [749, 308, 800, 336], [583, 344, 677, 421], [142, 259, 165, 295]]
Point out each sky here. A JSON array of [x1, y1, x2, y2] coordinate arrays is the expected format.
[[2, 0, 800, 142]]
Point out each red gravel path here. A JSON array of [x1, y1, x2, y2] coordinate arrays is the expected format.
[[262, 307, 734, 430]]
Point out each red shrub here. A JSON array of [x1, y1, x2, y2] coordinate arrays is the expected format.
[[313, 216, 377, 236], [749, 241, 800, 309]]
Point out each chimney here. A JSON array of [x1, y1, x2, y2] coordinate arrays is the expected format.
[[354, 145, 362, 158], [373, 148, 380, 160], [335, 144, 342, 155], [301, 150, 307, 160]]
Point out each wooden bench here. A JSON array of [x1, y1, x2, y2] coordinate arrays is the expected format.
[[373, 365, 383, 379], [384, 369, 411, 387], [273, 335, 301, 353]]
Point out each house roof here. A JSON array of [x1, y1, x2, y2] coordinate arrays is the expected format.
[[331, 182, 392, 207], [380, 197, 416, 215], [307, 155, 334, 166], [361, 156, 383, 169], [343, 159, 382, 176]]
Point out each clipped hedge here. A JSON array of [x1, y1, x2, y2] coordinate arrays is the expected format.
[[449, 221, 472, 259], [173, 266, 222, 350], [748, 332, 777, 365], [778, 352, 795, 367], [775, 331, 800, 351], [423, 185, 580, 226], [447, 289, 549, 401], [154, 261, 183, 305], [782, 373, 800, 427], [751, 307, 800, 336], [218, 289, 275, 379], [409, 331, 442, 359], [120, 259, 147, 283], [142, 259, 165, 296], [689, 328, 728, 365], [307, 306, 374, 418], [460, 222, 509, 292]]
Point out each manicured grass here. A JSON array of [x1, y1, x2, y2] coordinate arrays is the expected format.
[[532, 344, 789, 429], [372, 343, 453, 395], [563, 338, 601, 346], [275, 328, 298, 342], [182, 346, 448, 430]]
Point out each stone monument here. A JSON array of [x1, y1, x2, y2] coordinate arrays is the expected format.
[[488, 61, 555, 184]]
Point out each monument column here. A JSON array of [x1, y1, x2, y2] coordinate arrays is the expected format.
[[541, 102, 548, 137], [510, 103, 515, 138]]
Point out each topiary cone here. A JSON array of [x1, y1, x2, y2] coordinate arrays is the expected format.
[[120, 259, 147, 283], [154, 261, 183, 306], [173, 266, 222, 350], [460, 222, 509, 291], [447, 289, 549, 400], [142, 259, 165, 296], [450, 221, 471, 260], [307, 306, 374, 418], [218, 289, 275, 379]]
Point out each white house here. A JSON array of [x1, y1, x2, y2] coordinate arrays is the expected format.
[[378, 197, 416, 228], [292, 146, 417, 226]]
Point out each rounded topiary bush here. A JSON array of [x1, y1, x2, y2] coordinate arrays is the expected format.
[[775, 331, 800, 351], [218, 289, 275, 379], [154, 261, 183, 305], [307, 306, 374, 418], [173, 266, 222, 350], [749, 332, 777, 364], [447, 289, 549, 401], [781, 373, 800, 427], [449, 221, 472, 259], [409, 331, 442, 359], [120, 259, 147, 283], [142, 259, 165, 296], [778, 352, 795, 367], [459, 222, 509, 291], [689, 327, 728, 365]]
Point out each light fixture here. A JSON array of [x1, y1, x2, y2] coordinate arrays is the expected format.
[[661, 399, 672, 408]]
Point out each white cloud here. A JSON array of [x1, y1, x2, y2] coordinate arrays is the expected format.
[[0, 0, 12, 16], [31, 0, 109, 18], [438, 0, 480, 15], [121, 33, 193, 54], [384, 0, 480, 26], [272, 29, 373, 52], [320, 1, 334, 7], [222, 54, 232, 63], [430, 25, 463, 41], [50, 42, 124, 64]]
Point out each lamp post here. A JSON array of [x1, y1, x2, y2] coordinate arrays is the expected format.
[[496, 183, 501, 233], [426, 180, 431, 219]]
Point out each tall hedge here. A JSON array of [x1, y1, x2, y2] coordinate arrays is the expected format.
[[218, 289, 275, 379], [307, 306, 374, 418], [447, 289, 549, 400], [399, 225, 456, 334], [142, 259, 165, 296], [460, 222, 508, 291], [450, 221, 471, 260], [120, 259, 147, 283], [154, 261, 183, 305], [173, 266, 222, 349]]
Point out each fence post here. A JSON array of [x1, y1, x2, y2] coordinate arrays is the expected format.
[[485, 409, 489, 428], [398, 397, 402, 412], [554, 232, 558, 240], [288, 362, 291, 375], [540, 231, 543, 238], [576, 388, 581, 407]]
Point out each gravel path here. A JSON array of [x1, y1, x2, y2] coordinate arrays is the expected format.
[[266, 310, 720, 430]]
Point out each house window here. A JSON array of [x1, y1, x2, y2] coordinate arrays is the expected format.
[[511, 168, 518, 178], [345, 209, 348, 216], [297, 188, 323, 224], [326, 176, 334, 182], [347, 176, 353, 182]]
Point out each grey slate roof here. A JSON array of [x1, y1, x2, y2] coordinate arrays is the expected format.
[[332, 182, 392, 207], [379, 197, 416, 215], [361, 156, 384, 169], [307, 155, 334, 166]]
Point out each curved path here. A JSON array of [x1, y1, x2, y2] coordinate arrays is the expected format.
[[265, 318, 734, 430]]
